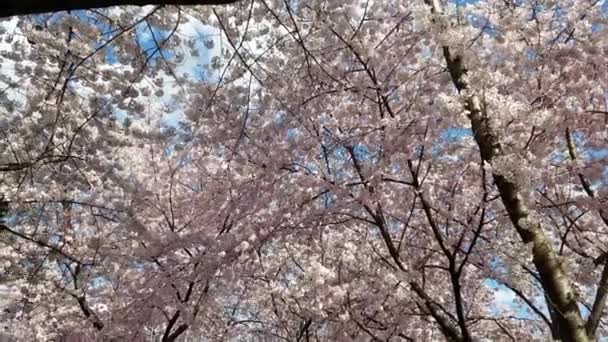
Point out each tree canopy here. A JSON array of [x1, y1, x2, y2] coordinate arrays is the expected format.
[[0, 0, 607, 341]]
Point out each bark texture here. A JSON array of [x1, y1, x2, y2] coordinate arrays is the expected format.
[[424, 1, 589, 341]]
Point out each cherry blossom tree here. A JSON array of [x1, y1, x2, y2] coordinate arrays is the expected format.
[[1, 0, 608, 341]]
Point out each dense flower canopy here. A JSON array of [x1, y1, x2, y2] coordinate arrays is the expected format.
[[0, 0, 608, 341]]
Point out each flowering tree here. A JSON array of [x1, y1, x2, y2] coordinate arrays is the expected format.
[[1, 0, 608, 341]]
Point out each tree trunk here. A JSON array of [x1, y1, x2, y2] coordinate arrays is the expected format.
[[422, 1, 590, 341]]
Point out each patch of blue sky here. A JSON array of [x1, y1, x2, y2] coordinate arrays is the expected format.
[[570, 131, 608, 161], [158, 125, 193, 158], [48, 234, 62, 245], [83, 14, 121, 65], [452, 0, 478, 5], [159, 99, 182, 122], [428, 126, 472, 160], [49, 13, 214, 141], [5, 202, 59, 230], [331, 145, 348, 162], [286, 0, 300, 13], [273, 111, 287, 124], [134, 23, 174, 64], [173, 20, 218, 82], [588, 148, 608, 162], [157, 22, 220, 136], [324, 143, 374, 181], [483, 279, 515, 313], [385, 215, 404, 232], [286, 127, 299, 140], [2, 211, 18, 226], [89, 275, 108, 289], [114, 106, 131, 125], [482, 256, 537, 317], [481, 256, 602, 332], [93, 10, 177, 66], [125, 260, 147, 274], [440, 127, 471, 142], [352, 143, 373, 162], [28, 11, 115, 66], [483, 278, 550, 320], [56, 262, 74, 280], [321, 191, 336, 209], [488, 255, 503, 271]]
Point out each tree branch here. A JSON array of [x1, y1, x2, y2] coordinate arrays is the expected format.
[[422, 1, 589, 341], [566, 129, 608, 338], [586, 263, 608, 336], [75, 295, 104, 331], [410, 281, 464, 342]]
